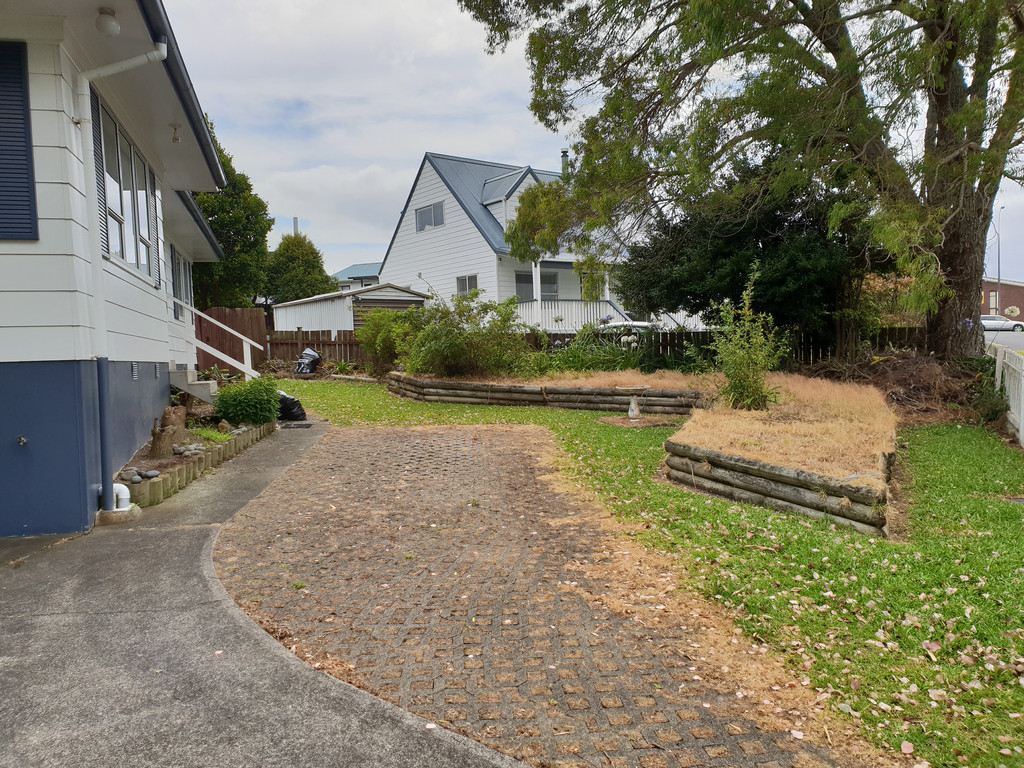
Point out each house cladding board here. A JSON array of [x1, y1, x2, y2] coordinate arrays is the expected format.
[[275, 295, 355, 333], [0, 41, 39, 240], [0, 3, 223, 537], [379, 160, 500, 300]]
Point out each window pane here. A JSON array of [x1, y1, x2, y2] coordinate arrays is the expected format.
[[107, 216, 123, 260], [118, 134, 136, 266], [416, 207, 431, 231], [467, 274, 477, 291], [515, 273, 534, 301], [457, 276, 467, 295], [101, 110, 120, 216], [541, 272, 558, 300], [432, 202, 444, 227], [134, 153, 149, 273]]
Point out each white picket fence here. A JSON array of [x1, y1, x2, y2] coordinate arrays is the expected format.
[[988, 342, 1024, 442]]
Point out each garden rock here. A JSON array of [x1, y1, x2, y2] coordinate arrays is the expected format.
[[144, 470, 160, 479], [119, 467, 139, 482], [130, 475, 142, 484]]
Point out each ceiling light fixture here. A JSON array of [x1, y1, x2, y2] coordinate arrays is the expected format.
[[170, 124, 180, 144], [95, 8, 120, 37]]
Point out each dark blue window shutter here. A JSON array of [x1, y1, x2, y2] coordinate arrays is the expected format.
[[0, 41, 38, 240], [90, 88, 108, 254]]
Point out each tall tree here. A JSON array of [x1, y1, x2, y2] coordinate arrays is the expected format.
[[263, 233, 339, 306], [460, 0, 1024, 356], [192, 130, 274, 309]]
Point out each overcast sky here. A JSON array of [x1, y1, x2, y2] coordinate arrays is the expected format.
[[169, 0, 1024, 284], [170, 0, 566, 277]]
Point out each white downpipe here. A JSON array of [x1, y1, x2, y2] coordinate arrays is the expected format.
[[112, 483, 132, 511], [74, 39, 167, 513]]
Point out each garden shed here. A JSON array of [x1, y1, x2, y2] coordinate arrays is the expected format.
[[273, 283, 428, 333]]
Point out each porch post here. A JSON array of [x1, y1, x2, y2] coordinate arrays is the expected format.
[[532, 261, 542, 304], [604, 272, 611, 301]]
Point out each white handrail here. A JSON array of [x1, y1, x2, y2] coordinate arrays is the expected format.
[[171, 297, 263, 380]]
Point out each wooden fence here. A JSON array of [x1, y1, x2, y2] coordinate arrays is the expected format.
[[195, 307, 268, 373], [266, 330, 365, 363], [215, 324, 928, 370]]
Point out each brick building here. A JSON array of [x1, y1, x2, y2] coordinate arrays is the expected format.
[[982, 277, 1024, 315]]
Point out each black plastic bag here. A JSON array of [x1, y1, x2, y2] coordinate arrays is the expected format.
[[294, 347, 321, 374], [277, 390, 306, 421]]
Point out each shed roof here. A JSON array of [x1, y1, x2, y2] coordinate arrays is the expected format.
[[273, 282, 429, 309]]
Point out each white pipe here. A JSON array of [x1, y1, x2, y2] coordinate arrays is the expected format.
[[112, 483, 132, 511], [73, 38, 167, 512]]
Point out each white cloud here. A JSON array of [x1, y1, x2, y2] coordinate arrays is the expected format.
[[170, 0, 567, 274]]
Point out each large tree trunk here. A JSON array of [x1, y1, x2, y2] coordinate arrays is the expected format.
[[927, 205, 988, 357]]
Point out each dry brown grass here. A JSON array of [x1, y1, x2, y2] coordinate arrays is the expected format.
[[673, 373, 896, 487], [493, 368, 712, 390]]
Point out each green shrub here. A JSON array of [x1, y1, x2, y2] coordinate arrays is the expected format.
[[356, 308, 418, 378], [214, 376, 280, 425], [401, 291, 534, 378], [544, 325, 661, 373], [712, 268, 788, 410]]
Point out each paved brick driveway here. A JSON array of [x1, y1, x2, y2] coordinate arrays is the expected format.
[[215, 426, 869, 768]]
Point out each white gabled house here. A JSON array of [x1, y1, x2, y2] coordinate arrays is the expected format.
[[0, 1, 237, 536], [378, 152, 650, 332]]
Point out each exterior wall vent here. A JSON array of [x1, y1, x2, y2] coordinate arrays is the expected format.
[[131, 362, 139, 381]]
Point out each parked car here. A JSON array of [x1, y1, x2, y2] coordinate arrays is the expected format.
[[981, 314, 1024, 332]]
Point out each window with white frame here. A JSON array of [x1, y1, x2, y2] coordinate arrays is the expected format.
[[99, 105, 155, 275], [416, 202, 444, 231], [515, 272, 558, 301], [456, 274, 477, 296], [169, 245, 193, 321]]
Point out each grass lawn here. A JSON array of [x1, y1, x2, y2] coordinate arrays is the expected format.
[[281, 379, 1024, 767]]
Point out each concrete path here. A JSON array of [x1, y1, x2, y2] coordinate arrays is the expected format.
[[0, 421, 522, 768]]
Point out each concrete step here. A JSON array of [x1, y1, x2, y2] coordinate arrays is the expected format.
[[169, 369, 218, 404]]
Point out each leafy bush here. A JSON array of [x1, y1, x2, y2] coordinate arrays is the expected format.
[[959, 356, 1009, 422], [214, 376, 280, 424], [543, 325, 662, 373], [401, 291, 534, 378], [356, 308, 418, 378], [712, 268, 789, 410]]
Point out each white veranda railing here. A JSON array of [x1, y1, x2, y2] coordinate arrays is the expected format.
[[171, 297, 263, 380]]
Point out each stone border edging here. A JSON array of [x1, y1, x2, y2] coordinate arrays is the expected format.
[[387, 372, 712, 415], [664, 439, 890, 536], [112, 423, 275, 513]]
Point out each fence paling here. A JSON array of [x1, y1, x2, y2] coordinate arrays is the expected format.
[[267, 329, 365, 364]]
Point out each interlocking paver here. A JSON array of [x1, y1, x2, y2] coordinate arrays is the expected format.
[[216, 426, 857, 767]]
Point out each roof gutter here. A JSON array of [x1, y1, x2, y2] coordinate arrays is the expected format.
[[135, 0, 226, 188], [177, 191, 225, 261]]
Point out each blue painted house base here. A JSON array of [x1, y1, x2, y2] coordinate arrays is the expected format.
[[0, 360, 169, 537]]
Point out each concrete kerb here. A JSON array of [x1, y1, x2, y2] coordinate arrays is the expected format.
[[128, 425, 275, 509]]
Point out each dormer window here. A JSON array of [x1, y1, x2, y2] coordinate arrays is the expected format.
[[415, 202, 444, 231]]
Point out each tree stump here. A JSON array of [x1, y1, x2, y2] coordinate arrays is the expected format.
[[149, 405, 187, 458]]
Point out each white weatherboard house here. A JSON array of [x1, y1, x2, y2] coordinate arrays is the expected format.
[[0, 1, 231, 536], [378, 152, 656, 332]]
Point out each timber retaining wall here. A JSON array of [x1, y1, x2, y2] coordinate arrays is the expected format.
[[387, 373, 713, 415], [664, 439, 893, 537]]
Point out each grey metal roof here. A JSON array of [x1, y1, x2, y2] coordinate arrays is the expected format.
[[332, 261, 382, 280], [424, 153, 562, 254]]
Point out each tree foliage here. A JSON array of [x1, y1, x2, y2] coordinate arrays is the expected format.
[[459, 0, 1024, 355], [616, 162, 881, 345], [263, 233, 339, 306], [192, 130, 274, 309]]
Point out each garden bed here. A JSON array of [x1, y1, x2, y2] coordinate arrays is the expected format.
[[664, 375, 896, 535], [387, 371, 713, 415]]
